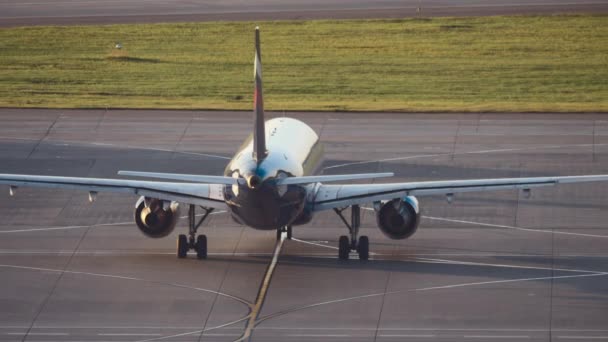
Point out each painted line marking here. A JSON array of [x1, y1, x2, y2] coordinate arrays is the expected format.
[[0, 211, 226, 234], [424, 216, 608, 239], [0, 264, 253, 308], [237, 233, 286, 342], [99, 333, 162, 336], [413, 257, 604, 274], [464, 335, 530, 339], [291, 237, 338, 250], [256, 272, 608, 324], [286, 334, 351, 337], [558, 337, 608, 340], [324, 143, 608, 170], [6, 332, 69, 336], [379, 334, 436, 338]]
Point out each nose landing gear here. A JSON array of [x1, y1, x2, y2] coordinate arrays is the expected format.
[[334, 205, 369, 260], [177, 205, 214, 259], [276, 225, 292, 241]]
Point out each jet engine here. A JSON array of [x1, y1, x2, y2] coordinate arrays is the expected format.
[[374, 196, 421, 240], [134, 196, 180, 238]]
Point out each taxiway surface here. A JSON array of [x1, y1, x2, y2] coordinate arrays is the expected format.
[[0, 109, 607, 342], [1, 0, 608, 27]]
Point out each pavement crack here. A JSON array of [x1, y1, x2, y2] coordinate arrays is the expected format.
[[25, 113, 60, 160]]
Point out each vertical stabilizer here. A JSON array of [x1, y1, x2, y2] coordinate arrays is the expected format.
[[253, 27, 267, 162]]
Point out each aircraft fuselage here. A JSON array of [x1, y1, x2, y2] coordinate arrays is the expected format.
[[223, 117, 324, 229]]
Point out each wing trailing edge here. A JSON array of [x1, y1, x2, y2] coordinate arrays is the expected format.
[[117, 171, 238, 185], [277, 173, 394, 185]]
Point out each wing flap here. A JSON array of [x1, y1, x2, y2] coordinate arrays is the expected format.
[[118, 170, 237, 185], [0, 174, 227, 209], [312, 175, 608, 211], [277, 172, 393, 185]]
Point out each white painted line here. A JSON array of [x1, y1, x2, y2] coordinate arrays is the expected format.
[[0, 211, 226, 234], [465, 335, 529, 339], [238, 235, 286, 342], [424, 216, 608, 239], [413, 272, 608, 292], [256, 272, 608, 324], [413, 257, 604, 275], [291, 237, 338, 250], [324, 143, 608, 170], [99, 333, 162, 336], [558, 337, 608, 340], [86, 141, 231, 160], [0, 264, 252, 308], [7, 332, 69, 336], [379, 334, 436, 338], [287, 334, 351, 337]]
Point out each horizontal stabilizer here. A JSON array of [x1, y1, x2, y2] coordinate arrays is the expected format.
[[277, 172, 394, 185], [118, 171, 237, 185]]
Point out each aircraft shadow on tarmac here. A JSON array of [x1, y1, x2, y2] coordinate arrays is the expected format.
[[199, 253, 608, 297]]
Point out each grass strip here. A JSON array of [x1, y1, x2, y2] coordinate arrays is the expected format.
[[0, 15, 607, 112]]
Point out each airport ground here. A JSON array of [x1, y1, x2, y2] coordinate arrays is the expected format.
[[0, 109, 607, 342]]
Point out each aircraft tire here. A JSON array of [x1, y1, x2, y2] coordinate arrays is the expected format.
[[177, 234, 188, 259], [338, 235, 350, 260], [358, 236, 369, 261], [195, 235, 207, 259]]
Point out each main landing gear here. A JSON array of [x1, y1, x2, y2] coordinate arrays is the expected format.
[[177, 205, 214, 259], [333, 205, 369, 261]]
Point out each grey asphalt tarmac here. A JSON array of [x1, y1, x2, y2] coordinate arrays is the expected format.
[[1, 0, 608, 27], [0, 109, 607, 342]]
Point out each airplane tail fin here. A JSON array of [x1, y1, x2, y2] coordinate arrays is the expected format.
[[253, 26, 267, 162]]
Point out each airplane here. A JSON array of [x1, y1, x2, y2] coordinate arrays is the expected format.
[[2, 27, 608, 261]]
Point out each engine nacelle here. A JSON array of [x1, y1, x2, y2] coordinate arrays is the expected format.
[[134, 196, 180, 238], [374, 196, 421, 240]]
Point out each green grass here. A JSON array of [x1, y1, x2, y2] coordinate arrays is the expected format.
[[1, 15, 607, 112]]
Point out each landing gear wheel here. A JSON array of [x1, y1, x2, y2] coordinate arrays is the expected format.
[[286, 226, 292, 240], [357, 235, 369, 261], [195, 234, 207, 259], [338, 235, 350, 260], [276, 228, 282, 241], [177, 234, 188, 259]]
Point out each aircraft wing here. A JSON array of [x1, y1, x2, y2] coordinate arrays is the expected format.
[[0, 174, 227, 209], [311, 175, 608, 211]]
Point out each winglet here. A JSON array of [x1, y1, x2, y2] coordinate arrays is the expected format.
[[253, 26, 267, 162]]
